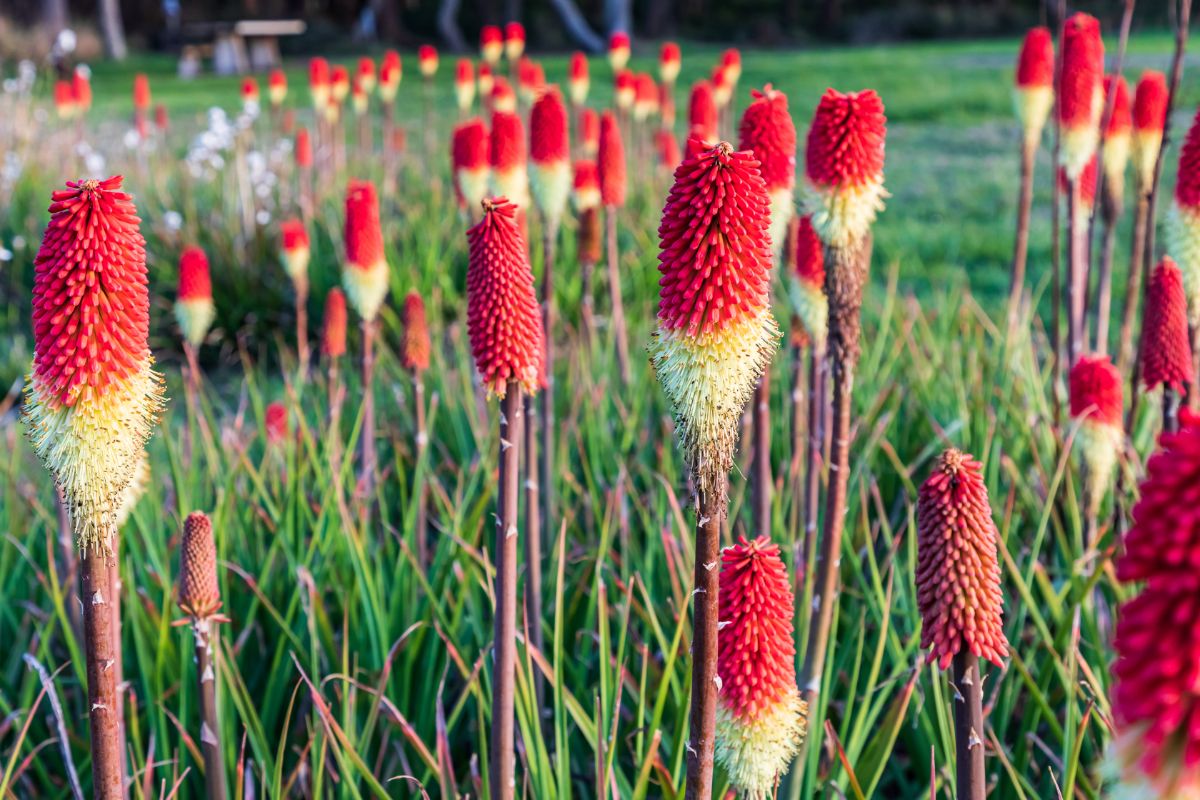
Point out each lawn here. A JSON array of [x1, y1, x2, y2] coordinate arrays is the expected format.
[[0, 30, 1192, 799]]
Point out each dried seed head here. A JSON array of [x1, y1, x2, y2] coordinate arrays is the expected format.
[[401, 291, 432, 373], [1132, 70, 1168, 194], [178, 511, 221, 620], [715, 536, 807, 799], [1111, 412, 1200, 798], [650, 142, 779, 502], [175, 246, 216, 348], [342, 180, 389, 322], [803, 88, 887, 248], [598, 111, 626, 208], [321, 288, 348, 360], [915, 449, 1008, 670], [466, 198, 544, 398], [23, 176, 165, 555], [1058, 13, 1104, 178], [453, 119, 491, 212], [1140, 257, 1194, 393]]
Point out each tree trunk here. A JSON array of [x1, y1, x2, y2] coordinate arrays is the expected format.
[[99, 0, 128, 61], [548, 0, 605, 51]]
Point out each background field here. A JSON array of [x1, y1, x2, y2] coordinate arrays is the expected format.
[[0, 32, 1193, 799]]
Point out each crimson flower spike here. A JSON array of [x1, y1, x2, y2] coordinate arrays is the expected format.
[[568, 52, 589, 107], [916, 448, 1007, 800], [1058, 13, 1104, 180], [799, 87, 886, 732], [1014, 27, 1054, 147], [490, 110, 529, 211], [790, 215, 828, 349], [1131, 71, 1169, 196], [650, 141, 778, 800], [175, 246, 215, 349], [480, 25, 503, 65], [23, 176, 165, 798], [1111, 411, 1200, 798], [599, 111, 632, 383], [738, 85, 797, 254], [1102, 74, 1132, 211], [504, 22, 525, 60], [342, 180, 389, 323], [453, 118, 491, 216], [455, 59, 475, 112], [688, 80, 719, 146], [608, 31, 630, 71], [530, 88, 571, 229], [1140, 257, 1195, 398], [1069, 354, 1123, 530], [714, 536, 807, 799], [1166, 107, 1200, 328]]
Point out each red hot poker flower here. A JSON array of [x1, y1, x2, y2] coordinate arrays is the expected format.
[[915, 449, 1008, 670], [530, 89, 572, 223], [804, 88, 887, 247], [1110, 413, 1200, 798], [268, 69, 287, 105], [580, 107, 599, 156], [490, 111, 528, 207], [504, 22, 525, 60], [309, 57, 330, 107], [322, 288, 348, 359], [1167, 109, 1200, 326], [295, 127, 313, 168], [573, 159, 600, 211], [418, 45, 438, 77], [133, 74, 151, 110], [280, 219, 311, 288], [1103, 75, 1132, 198], [453, 118, 491, 211], [1069, 353, 1124, 514], [715, 536, 807, 797], [790, 215, 828, 347], [1132, 70, 1169, 193], [480, 25, 503, 63], [1016, 26, 1054, 89], [1058, 13, 1104, 177], [656, 129, 681, 172], [455, 58, 475, 110], [342, 180, 389, 322], [400, 291, 432, 373], [465, 198, 544, 397], [265, 402, 289, 445], [178, 511, 221, 619], [660, 41, 681, 83], [357, 57, 376, 91], [688, 81, 718, 143], [241, 77, 259, 105], [608, 31, 630, 70], [568, 51, 589, 106], [738, 85, 798, 248], [598, 111, 626, 208], [175, 246, 215, 347], [72, 68, 91, 111], [1140, 257, 1195, 393]]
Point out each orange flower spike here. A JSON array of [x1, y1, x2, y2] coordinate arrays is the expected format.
[[400, 291, 432, 373], [178, 512, 222, 620], [321, 288, 348, 359]]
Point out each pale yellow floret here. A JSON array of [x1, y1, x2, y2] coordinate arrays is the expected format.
[[789, 278, 828, 349], [174, 297, 216, 348], [530, 161, 572, 229], [1166, 202, 1200, 325], [715, 690, 808, 800], [379, 82, 400, 103], [1060, 125, 1100, 180], [1105, 728, 1200, 800], [342, 261, 390, 323], [458, 167, 491, 214], [23, 357, 164, 554], [493, 168, 530, 210], [574, 186, 601, 213], [1073, 418, 1121, 516], [282, 246, 311, 290], [1132, 130, 1163, 195], [455, 84, 475, 111], [568, 83, 588, 107], [767, 187, 795, 260], [803, 177, 887, 250], [1104, 132, 1131, 198], [650, 308, 779, 500], [269, 86, 287, 105], [114, 450, 151, 528], [1014, 86, 1054, 147]]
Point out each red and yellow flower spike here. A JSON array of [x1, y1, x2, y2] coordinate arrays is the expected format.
[[309, 57, 330, 109], [54, 80, 76, 120], [400, 291, 432, 373], [1103, 74, 1132, 205], [568, 52, 589, 107], [175, 246, 216, 348], [1140, 257, 1194, 393], [357, 56, 376, 93], [530, 88, 571, 227], [634, 73, 659, 121], [1131, 70, 1168, 195], [265, 401, 289, 445], [72, 67, 92, 114], [331, 65, 351, 103], [1110, 411, 1200, 799], [650, 141, 779, 499], [1014, 26, 1054, 146], [280, 219, 311, 291], [295, 127, 313, 169], [379, 51, 402, 102], [614, 69, 636, 113], [504, 22, 525, 61], [688, 80, 718, 146], [341, 180, 389, 323], [23, 176, 165, 553], [739, 85, 798, 252], [490, 110, 529, 209], [714, 536, 807, 799], [608, 31, 630, 71], [455, 58, 476, 111], [1167, 108, 1200, 325], [466, 198, 544, 397], [660, 41, 681, 84], [1057, 13, 1104, 179], [803, 88, 887, 249], [915, 449, 1008, 670], [453, 118, 491, 213], [580, 107, 599, 156], [789, 215, 828, 348], [268, 68, 287, 105], [598, 111, 625, 208], [418, 45, 438, 78], [1069, 354, 1124, 516], [241, 76, 260, 110], [480, 25, 503, 65], [491, 77, 517, 114]]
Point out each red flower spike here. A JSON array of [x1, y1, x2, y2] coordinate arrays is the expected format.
[[1069, 353, 1123, 515], [660, 41, 681, 83], [568, 51, 589, 106], [915, 449, 1008, 670], [357, 57, 376, 90], [739, 85, 798, 248], [1134, 70, 1169, 134], [178, 511, 221, 619], [793, 216, 825, 288], [721, 48, 742, 81], [133, 74, 151, 110], [400, 291, 432, 373], [481, 25, 503, 63], [491, 77, 517, 113], [453, 118, 491, 210], [1058, 155, 1099, 210], [241, 77, 259, 104], [295, 127, 313, 168], [1069, 354, 1123, 426], [804, 88, 887, 247], [573, 159, 600, 211], [656, 129, 681, 171], [72, 68, 91, 111], [634, 73, 659, 119], [1110, 413, 1200, 798], [608, 31, 630, 70], [1175, 108, 1200, 209], [322, 288, 348, 359], [281, 220, 309, 252], [688, 81, 718, 143], [418, 45, 438, 77], [265, 402, 289, 445], [465, 198, 544, 397], [714, 536, 807, 796], [1140, 257, 1195, 393], [490, 110, 528, 205], [789, 215, 828, 346], [309, 57, 330, 107], [504, 22, 525, 60], [1058, 13, 1104, 176], [1105, 74, 1132, 137], [342, 180, 389, 321], [153, 104, 168, 133], [531, 89, 569, 166], [280, 219, 310, 288], [54, 80, 75, 118], [379, 51, 402, 101], [268, 69, 287, 104], [456, 58, 474, 84], [1015, 27, 1054, 89], [580, 107, 599, 155], [178, 247, 212, 301], [598, 111, 626, 208], [330, 65, 350, 102], [614, 69, 636, 111]]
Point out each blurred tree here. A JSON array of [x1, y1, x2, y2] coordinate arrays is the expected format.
[[99, 0, 128, 58]]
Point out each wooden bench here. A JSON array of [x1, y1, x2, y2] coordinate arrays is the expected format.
[[179, 20, 306, 77]]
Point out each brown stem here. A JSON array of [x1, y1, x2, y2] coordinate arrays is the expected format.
[[82, 545, 124, 800], [751, 370, 772, 536], [540, 220, 557, 541], [490, 386, 523, 800], [109, 541, 128, 797], [1093, 200, 1120, 353], [605, 207, 632, 385], [522, 393, 544, 707], [328, 361, 344, 478], [295, 286, 309, 384], [1050, 1, 1066, 428], [1066, 180, 1088, 368], [684, 485, 724, 800], [193, 620, 226, 800], [1007, 136, 1038, 335], [801, 347, 827, 584], [414, 375, 429, 567], [1117, 194, 1150, 379], [953, 651, 986, 800], [359, 320, 378, 509]]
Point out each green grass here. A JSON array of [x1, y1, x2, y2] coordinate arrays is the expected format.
[[0, 32, 1188, 798]]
